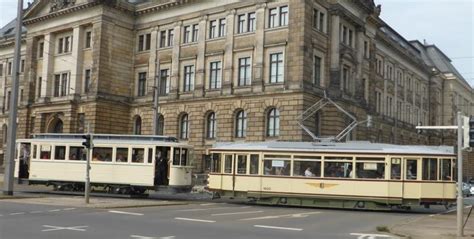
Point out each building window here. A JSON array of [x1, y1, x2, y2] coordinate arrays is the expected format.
[[269, 53, 284, 83], [85, 31, 92, 48], [160, 31, 166, 48], [160, 69, 170, 95], [167, 29, 174, 47], [0, 64, 3, 76], [209, 61, 222, 89], [342, 65, 350, 92], [38, 42, 44, 58], [137, 72, 147, 97], [180, 114, 189, 140], [37, 77, 42, 98], [364, 41, 369, 58], [269, 5, 288, 28], [5, 91, 11, 111], [238, 12, 256, 34], [57, 36, 72, 54], [207, 112, 216, 139], [20, 59, 24, 73], [267, 108, 280, 137], [183, 65, 195, 92], [313, 8, 326, 32], [84, 69, 91, 93], [133, 116, 142, 135], [376, 91, 382, 113], [54, 73, 69, 97], [313, 55, 321, 86], [138, 33, 151, 51], [183, 25, 191, 43], [157, 114, 164, 135], [2, 125, 7, 144], [7, 62, 12, 75], [238, 57, 251, 86], [192, 24, 199, 42], [386, 96, 393, 117], [209, 18, 226, 39], [235, 110, 247, 138]]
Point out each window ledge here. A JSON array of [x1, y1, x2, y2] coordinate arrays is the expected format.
[[158, 46, 173, 51], [56, 52, 72, 57], [206, 36, 226, 42], [265, 25, 288, 32], [181, 42, 198, 47], [235, 31, 255, 37]]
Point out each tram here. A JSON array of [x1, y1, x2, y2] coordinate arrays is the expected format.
[[207, 141, 456, 210], [14, 134, 194, 194]]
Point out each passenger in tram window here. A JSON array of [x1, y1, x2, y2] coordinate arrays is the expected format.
[[391, 164, 401, 179], [304, 167, 315, 177], [92, 152, 100, 161], [347, 165, 353, 178], [116, 154, 126, 162], [41, 152, 50, 159], [335, 167, 344, 177], [407, 165, 416, 179], [104, 153, 112, 162], [264, 165, 272, 175]]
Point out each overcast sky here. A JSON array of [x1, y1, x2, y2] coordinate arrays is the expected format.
[[1, 0, 473, 85]]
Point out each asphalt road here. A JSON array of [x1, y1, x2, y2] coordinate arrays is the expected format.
[[0, 198, 454, 239]]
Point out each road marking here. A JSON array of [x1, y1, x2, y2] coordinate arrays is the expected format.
[[42, 225, 88, 232], [48, 209, 61, 212], [254, 225, 303, 231], [62, 208, 76, 211], [200, 203, 217, 206], [177, 207, 236, 212], [30, 211, 43, 214], [174, 217, 216, 223], [130, 235, 175, 239], [350, 233, 394, 239], [212, 210, 264, 216], [9, 212, 26, 215], [108, 210, 144, 216], [240, 212, 321, 221]]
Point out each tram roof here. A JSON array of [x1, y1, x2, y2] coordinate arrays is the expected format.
[[18, 134, 190, 146], [211, 141, 455, 156]]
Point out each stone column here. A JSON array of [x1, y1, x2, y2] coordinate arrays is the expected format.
[[252, 3, 266, 92], [169, 22, 182, 99], [328, 14, 341, 97], [354, 28, 365, 103], [148, 27, 159, 96], [70, 26, 83, 95], [41, 33, 54, 98], [195, 16, 207, 97], [222, 10, 235, 95]]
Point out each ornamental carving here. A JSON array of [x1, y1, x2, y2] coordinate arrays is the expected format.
[[50, 0, 76, 12]]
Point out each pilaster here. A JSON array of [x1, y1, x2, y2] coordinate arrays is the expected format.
[[195, 15, 207, 97], [222, 10, 235, 95], [71, 26, 83, 95], [41, 33, 54, 98], [252, 3, 266, 92], [169, 22, 182, 99]]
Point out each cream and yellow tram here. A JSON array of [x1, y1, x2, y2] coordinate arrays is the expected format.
[[207, 141, 456, 209], [14, 134, 194, 194]]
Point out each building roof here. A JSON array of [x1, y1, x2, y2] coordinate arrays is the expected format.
[[211, 141, 454, 156], [0, 18, 27, 39]]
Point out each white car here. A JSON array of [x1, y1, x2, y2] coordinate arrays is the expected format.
[[470, 184, 474, 196]]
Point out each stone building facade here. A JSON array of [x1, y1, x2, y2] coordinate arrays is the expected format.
[[0, 0, 472, 175]]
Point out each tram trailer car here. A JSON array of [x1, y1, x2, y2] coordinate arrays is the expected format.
[[207, 141, 456, 210], [14, 134, 194, 194]]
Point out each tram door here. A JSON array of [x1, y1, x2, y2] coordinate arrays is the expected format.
[[154, 146, 170, 186], [389, 157, 403, 200], [18, 143, 31, 179]]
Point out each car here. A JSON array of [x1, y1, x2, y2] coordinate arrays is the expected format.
[[470, 184, 474, 196], [458, 183, 472, 197]]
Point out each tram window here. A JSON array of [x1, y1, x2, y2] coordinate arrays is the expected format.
[[390, 158, 401, 180], [54, 146, 66, 160], [324, 162, 352, 178], [440, 159, 452, 180], [92, 147, 112, 162], [211, 153, 221, 173], [355, 162, 385, 179], [406, 159, 418, 180], [116, 148, 129, 163], [148, 148, 153, 163], [181, 148, 188, 166], [263, 160, 290, 176], [237, 155, 247, 174], [69, 147, 85, 160], [224, 155, 232, 173], [249, 154, 259, 175], [32, 145, 37, 159], [132, 148, 145, 163], [173, 148, 181, 165], [40, 145, 51, 160], [293, 161, 321, 177], [156, 147, 170, 164], [422, 158, 437, 180]]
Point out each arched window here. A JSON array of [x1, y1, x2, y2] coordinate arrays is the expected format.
[[180, 114, 189, 139], [2, 124, 7, 145], [133, 116, 142, 135], [235, 110, 247, 138], [267, 108, 280, 137], [206, 112, 216, 139], [156, 114, 164, 136], [48, 118, 63, 133]]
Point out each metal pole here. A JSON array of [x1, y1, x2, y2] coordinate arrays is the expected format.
[[3, 0, 23, 196], [457, 111, 464, 237], [152, 58, 160, 135], [85, 123, 91, 204]]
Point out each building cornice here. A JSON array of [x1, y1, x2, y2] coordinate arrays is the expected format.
[[135, 0, 194, 16], [328, 3, 365, 29]]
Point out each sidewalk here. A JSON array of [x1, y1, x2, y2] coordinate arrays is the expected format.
[[390, 206, 474, 239]]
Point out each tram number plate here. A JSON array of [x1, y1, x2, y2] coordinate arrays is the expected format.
[[263, 187, 271, 190]]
